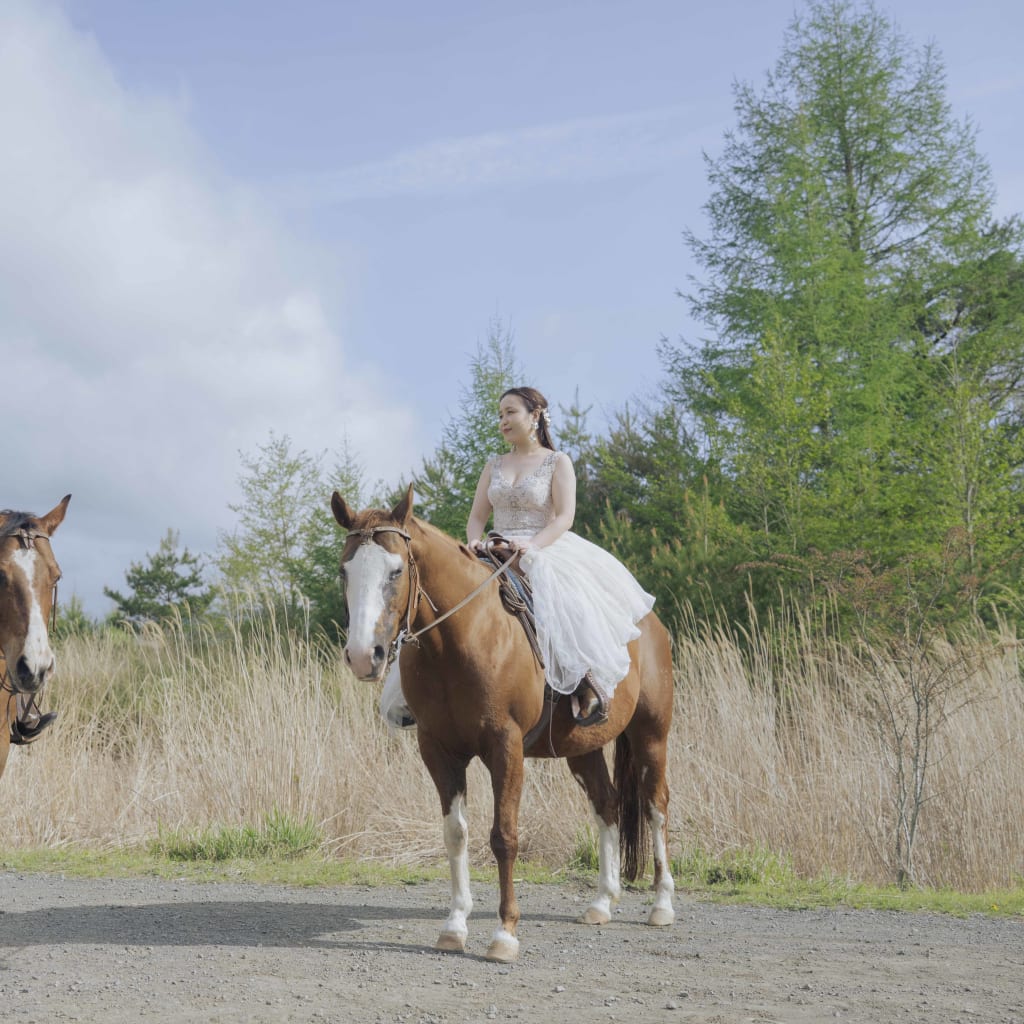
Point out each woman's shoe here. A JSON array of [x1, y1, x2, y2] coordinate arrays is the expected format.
[[570, 679, 607, 727]]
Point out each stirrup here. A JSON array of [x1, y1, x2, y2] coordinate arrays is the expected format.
[[570, 683, 607, 728], [10, 710, 58, 745]]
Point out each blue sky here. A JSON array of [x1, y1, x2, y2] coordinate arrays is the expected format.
[[4, 0, 1023, 614]]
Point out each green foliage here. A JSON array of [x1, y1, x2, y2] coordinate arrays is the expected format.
[[216, 432, 369, 636], [296, 438, 371, 638], [673, 844, 796, 888], [657, 0, 1024, 623], [217, 432, 327, 612], [152, 810, 323, 862], [104, 529, 213, 626], [567, 826, 600, 874], [52, 594, 98, 640], [411, 318, 523, 536], [572, 399, 753, 630]]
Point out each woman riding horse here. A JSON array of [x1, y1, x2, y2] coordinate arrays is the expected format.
[[382, 385, 655, 729], [338, 390, 674, 962]]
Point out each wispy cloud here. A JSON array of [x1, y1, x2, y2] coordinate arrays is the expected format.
[[0, 1, 419, 611], [276, 105, 704, 206]]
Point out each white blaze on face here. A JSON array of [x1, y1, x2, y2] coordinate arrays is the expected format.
[[10, 546, 54, 677], [343, 542, 404, 672]]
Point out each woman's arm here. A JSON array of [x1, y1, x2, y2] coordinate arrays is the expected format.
[[465, 460, 494, 550], [520, 452, 576, 551]]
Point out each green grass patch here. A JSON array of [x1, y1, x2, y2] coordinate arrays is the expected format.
[[0, 844, 456, 888], [567, 826, 600, 874], [673, 843, 796, 888], [151, 809, 322, 862], [2, 838, 1021, 917], [670, 844, 1024, 916]]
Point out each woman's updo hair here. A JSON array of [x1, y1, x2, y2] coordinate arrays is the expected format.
[[501, 386, 555, 451]]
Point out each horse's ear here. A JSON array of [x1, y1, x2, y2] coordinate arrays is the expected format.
[[41, 494, 71, 536], [391, 483, 414, 526], [331, 491, 357, 529]]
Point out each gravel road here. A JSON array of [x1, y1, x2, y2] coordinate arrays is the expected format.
[[1, 871, 1021, 1023]]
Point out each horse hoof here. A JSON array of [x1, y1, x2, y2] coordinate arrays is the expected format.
[[435, 931, 467, 953], [647, 906, 675, 928], [579, 906, 611, 926], [485, 933, 520, 963]]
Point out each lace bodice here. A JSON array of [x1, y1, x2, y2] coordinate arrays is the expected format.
[[488, 450, 561, 537]]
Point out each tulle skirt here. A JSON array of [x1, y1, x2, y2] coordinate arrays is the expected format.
[[517, 531, 655, 701]]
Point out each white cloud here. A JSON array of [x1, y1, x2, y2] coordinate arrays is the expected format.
[[0, 2, 419, 613], [275, 104, 705, 206]]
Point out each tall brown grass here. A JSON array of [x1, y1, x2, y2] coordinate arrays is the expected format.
[[3, 608, 1022, 890]]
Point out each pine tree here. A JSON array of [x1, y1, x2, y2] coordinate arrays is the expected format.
[[413, 318, 523, 536], [665, 0, 1023, 603], [104, 529, 213, 626]]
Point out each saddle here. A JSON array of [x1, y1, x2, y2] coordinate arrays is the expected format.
[[475, 534, 561, 748], [475, 533, 546, 671]]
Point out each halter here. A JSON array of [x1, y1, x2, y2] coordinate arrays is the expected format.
[[344, 524, 518, 672]]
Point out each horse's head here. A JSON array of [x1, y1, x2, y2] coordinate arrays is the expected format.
[[0, 495, 70, 695], [332, 485, 415, 682]]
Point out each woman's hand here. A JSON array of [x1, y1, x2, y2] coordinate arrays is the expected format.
[[468, 539, 485, 553]]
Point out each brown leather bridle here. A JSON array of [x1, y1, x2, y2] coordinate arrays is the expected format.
[[342, 525, 516, 673]]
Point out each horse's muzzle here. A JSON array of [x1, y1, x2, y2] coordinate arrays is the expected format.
[[13, 653, 55, 693], [344, 643, 388, 682]]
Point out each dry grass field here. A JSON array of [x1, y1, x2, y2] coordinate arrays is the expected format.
[[4, 609, 1023, 891]]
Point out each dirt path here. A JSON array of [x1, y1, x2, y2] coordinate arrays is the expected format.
[[1, 871, 1021, 1023]]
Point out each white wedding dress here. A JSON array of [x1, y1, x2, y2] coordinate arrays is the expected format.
[[488, 450, 654, 701]]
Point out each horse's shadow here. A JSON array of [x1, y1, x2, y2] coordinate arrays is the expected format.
[[0, 896, 582, 954], [0, 899, 419, 951]]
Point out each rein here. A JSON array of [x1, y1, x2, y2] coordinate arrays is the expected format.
[[344, 525, 519, 671]]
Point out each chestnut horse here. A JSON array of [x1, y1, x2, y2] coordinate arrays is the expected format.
[[332, 486, 675, 963], [0, 496, 70, 781]]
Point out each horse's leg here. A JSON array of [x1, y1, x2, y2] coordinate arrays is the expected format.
[[418, 738, 473, 953], [567, 750, 621, 926], [631, 729, 676, 927], [481, 728, 525, 963]]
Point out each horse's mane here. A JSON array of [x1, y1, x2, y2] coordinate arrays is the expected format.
[[346, 508, 477, 567], [0, 510, 37, 539], [349, 508, 460, 547]]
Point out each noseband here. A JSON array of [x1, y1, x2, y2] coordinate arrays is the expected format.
[[343, 525, 517, 672]]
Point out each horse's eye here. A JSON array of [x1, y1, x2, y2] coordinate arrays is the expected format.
[[388, 569, 403, 582]]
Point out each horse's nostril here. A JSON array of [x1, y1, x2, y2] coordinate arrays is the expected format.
[[343, 648, 353, 666], [373, 645, 386, 666], [15, 656, 34, 685]]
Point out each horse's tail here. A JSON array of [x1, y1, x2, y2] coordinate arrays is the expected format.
[[614, 731, 649, 882]]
